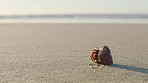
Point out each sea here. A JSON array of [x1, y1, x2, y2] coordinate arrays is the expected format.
[[0, 14, 148, 23]]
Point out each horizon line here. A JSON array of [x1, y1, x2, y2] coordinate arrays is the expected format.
[[0, 14, 148, 19]]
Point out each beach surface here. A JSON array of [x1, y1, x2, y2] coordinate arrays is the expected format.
[[0, 24, 147, 83]]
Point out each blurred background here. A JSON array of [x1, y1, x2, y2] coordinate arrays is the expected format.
[[0, 0, 148, 23]]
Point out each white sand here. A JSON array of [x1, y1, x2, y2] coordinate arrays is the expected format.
[[0, 24, 147, 83]]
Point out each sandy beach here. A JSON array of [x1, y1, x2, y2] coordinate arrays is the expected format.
[[0, 24, 147, 83]]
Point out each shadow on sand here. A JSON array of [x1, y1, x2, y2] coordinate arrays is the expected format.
[[111, 64, 148, 74]]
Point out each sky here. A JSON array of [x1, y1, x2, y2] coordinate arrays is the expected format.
[[0, 0, 148, 15]]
